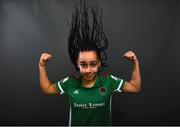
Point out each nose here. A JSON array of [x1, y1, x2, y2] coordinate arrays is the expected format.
[[85, 66, 91, 73]]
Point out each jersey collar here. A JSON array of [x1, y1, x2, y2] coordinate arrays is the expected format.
[[71, 73, 104, 88], [80, 73, 101, 89]]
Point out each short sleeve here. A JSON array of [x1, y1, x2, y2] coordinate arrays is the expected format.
[[109, 75, 125, 92], [55, 77, 69, 95]]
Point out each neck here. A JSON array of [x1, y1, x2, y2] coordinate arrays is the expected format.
[[82, 76, 96, 88]]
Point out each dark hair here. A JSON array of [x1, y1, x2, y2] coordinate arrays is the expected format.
[[68, 0, 108, 71]]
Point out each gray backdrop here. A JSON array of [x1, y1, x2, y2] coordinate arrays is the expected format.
[[0, 0, 180, 125]]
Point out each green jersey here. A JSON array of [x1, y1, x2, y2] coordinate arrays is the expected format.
[[55, 73, 125, 126]]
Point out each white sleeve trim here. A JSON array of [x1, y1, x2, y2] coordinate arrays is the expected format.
[[116, 79, 123, 92], [62, 77, 69, 83], [58, 81, 64, 94], [111, 75, 124, 93], [110, 75, 118, 81], [57, 77, 69, 94]]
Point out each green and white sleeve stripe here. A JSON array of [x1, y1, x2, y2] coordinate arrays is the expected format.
[[110, 75, 125, 92], [56, 77, 69, 94], [116, 79, 124, 92], [57, 82, 64, 94]]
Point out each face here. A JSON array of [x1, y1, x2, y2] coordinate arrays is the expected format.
[[77, 51, 100, 81]]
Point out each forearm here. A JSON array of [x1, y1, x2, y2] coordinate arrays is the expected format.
[[130, 60, 141, 91], [39, 65, 52, 93]]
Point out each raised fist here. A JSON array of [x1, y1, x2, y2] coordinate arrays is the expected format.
[[39, 53, 53, 67], [123, 51, 138, 63]]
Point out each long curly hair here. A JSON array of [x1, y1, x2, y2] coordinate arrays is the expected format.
[[68, 0, 108, 71]]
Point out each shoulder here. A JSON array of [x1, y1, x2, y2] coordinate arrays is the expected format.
[[56, 75, 80, 89], [109, 75, 121, 81], [100, 73, 122, 83], [98, 72, 119, 79], [58, 73, 81, 83], [57, 77, 70, 85]]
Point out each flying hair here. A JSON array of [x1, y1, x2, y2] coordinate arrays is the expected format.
[[68, 0, 108, 71]]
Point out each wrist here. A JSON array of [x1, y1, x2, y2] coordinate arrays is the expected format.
[[39, 63, 46, 68], [132, 59, 139, 66]]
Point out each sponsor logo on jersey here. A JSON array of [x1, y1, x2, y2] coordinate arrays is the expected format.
[[99, 87, 107, 95], [73, 90, 79, 94], [74, 102, 105, 109]]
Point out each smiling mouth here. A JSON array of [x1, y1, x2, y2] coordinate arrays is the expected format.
[[85, 74, 94, 78]]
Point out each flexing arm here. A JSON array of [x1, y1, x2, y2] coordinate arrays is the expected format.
[[39, 53, 58, 94], [122, 51, 141, 93]]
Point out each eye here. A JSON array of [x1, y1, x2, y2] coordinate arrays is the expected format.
[[80, 63, 87, 68], [90, 63, 97, 67]]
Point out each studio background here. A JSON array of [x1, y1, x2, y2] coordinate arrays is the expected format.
[[0, 0, 180, 125]]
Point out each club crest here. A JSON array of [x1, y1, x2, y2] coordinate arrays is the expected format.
[[99, 87, 107, 95]]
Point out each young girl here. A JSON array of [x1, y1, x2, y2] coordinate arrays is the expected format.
[[39, 0, 141, 126]]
